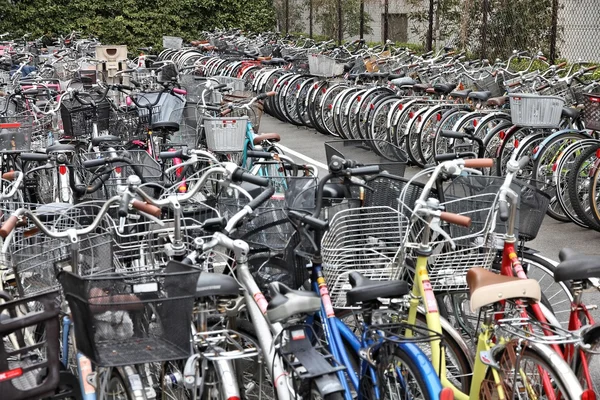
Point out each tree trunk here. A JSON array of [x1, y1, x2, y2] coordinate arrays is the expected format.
[[426, 0, 434, 51], [549, 0, 559, 62]]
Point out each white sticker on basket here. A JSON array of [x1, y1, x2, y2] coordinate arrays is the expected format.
[[133, 282, 158, 293], [129, 374, 143, 391]]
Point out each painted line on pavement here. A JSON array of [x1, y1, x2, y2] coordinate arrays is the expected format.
[[277, 144, 329, 170]]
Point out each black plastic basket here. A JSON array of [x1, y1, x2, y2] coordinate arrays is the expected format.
[[60, 98, 111, 137], [583, 93, 600, 131], [0, 290, 61, 400], [514, 179, 551, 241], [58, 261, 200, 367]]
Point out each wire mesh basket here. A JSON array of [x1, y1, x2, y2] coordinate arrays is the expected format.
[[60, 95, 111, 137], [0, 71, 11, 91], [179, 75, 222, 104], [0, 119, 32, 153], [0, 290, 61, 400], [508, 93, 565, 128], [475, 73, 504, 98], [80, 150, 162, 198], [53, 60, 78, 81], [9, 206, 114, 298], [583, 93, 600, 131], [58, 260, 200, 367], [214, 76, 246, 92], [162, 36, 183, 50], [514, 179, 550, 241], [108, 108, 144, 141], [203, 116, 248, 152], [322, 206, 409, 308], [308, 53, 345, 77], [415, 175, 508, 291]]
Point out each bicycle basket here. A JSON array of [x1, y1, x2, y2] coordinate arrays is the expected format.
[[322, 206, 409, 308], [308, 54, 345, 77], [60, 96, 111, 137], [0, 290, 61, 400], [0, 119, 32, 153], [583, 93, 600, 131], [214, 76, 246, 93], [58, 260, 200, 367], [514, 179, 550, 241], [203, 116, 248, 152], [417, 175, 513, 291], [508, 93, 565, 128]]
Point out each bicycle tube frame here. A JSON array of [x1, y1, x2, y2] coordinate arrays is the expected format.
[[406, 253, 506, 400]]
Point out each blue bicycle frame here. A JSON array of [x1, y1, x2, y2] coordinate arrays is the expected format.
[[310, 263, 444, 400]]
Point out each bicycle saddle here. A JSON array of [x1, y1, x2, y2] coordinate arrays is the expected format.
[[346, 272, 409, 305], [390, 77, 417, 87], [433, 83, 456, 94], [253, 133, 280, 145], [449, 89, 472, 99], [46, 143, 75, 153], [486, 96, 508, 107], [387, 73, 405, 81], [91, 135, 121, 146], [467, 268, 541, 312], [412, 83, 431, 92], [196, 272, 239, 298], [554, 248, 600, 282], [467, 91, 492, 101], [266, 282, 321, 323], [561, 107, 580, 120], [151, 121, 179, 133]]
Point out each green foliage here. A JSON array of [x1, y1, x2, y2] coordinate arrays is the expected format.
[[311, 0, 373, 39], [0, 0, 276, 51]]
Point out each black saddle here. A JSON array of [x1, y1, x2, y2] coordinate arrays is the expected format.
[[554, 248, 600, 282], [196, 273, 239, 298], [561, 107, 580, 120], [449, 89, 472, 99], [433, 83, 456, 94], [151, 121, 179, 133], [46, 144, 75, 153], [468, 91, 492, 101], [346, 272, 409, 305], [91, 135, 122, 146]]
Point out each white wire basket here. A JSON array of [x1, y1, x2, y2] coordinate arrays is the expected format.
[[508, 93, 565, 128], [308, 54, 345, 77], [163, 36, 183, 50], [203, 116, 248, 152], [322, 206, 409, 308], [214, 75, 246, 92]]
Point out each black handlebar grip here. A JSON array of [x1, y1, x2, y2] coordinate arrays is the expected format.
[[288, 210, 329, 231], [118, 191, 132, 218], [257, 92, 269, 100], [159, 149, 185, 159], [213, 83, 228, 90], [517, 155, 530, 170], [21, 153, 49, 162], [82, 158, 107, 168], [204, 105, 222, 112], [247, 187, 275, 210], [434, 152, 476, 162], [232, 168, 270, 187], [499, 200, 510, 222], [348, 165, 380, 176], [440, 130, 466, 139], [203, 217, 227, 231], [130, 79, 141, 88], [115, 84, 134, 91], [246, 150, 274, 159]]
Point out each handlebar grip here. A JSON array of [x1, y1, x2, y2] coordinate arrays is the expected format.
[[2, 171, 16, 181], [517, 156, 530, 169], [203, 217, 226, 231], [585, 65, 598, 72], [21, 153, 49, 162], [0, 215, 18, 238], [246, 150, 274, 159], [440, 130, 465, 139], [82, 158, 107, 168], [498, 201, 510, 222], [213, 83, 228, 90], [232, 168, 270, 187], [159, 149, 185, 159], [247, 187, 275, 210], [266, 91, 277, 97], [115, 84, 134, 91], [434, 152, 474, 162], [556, 62, 567, 69], [173, 88, 187, 96], [348, 165, 380, 176], [131, 200, 161, 218], [130, 79, 141, 88], [204, 105, 222, 112], [118, 191, 132, 218], [464, 158, 494, 168], [220, 108, 233, 116], [440, 211, 471, 227], [257, 92, 269, 100], [288, 210, 329, 231]]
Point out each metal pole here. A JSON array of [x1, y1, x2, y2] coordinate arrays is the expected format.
[[285, 0, 289, 34], [383, 0, 389, 43], [337, 0, 343, 45], [480, 0, 488, 59], [360, 0, 364, 39], [426, 0, 434, 51], [309, 0, 313, 38], [549, 0, 559, 63]]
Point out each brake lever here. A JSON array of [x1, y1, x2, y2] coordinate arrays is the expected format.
[[429, 215, 456, 249]]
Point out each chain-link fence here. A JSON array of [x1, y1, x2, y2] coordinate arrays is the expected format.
[[280, 0, 600, 63]]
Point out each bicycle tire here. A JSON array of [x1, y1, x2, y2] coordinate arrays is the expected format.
[[567, 141, 600, 230], [481, 340, 583, 400]]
